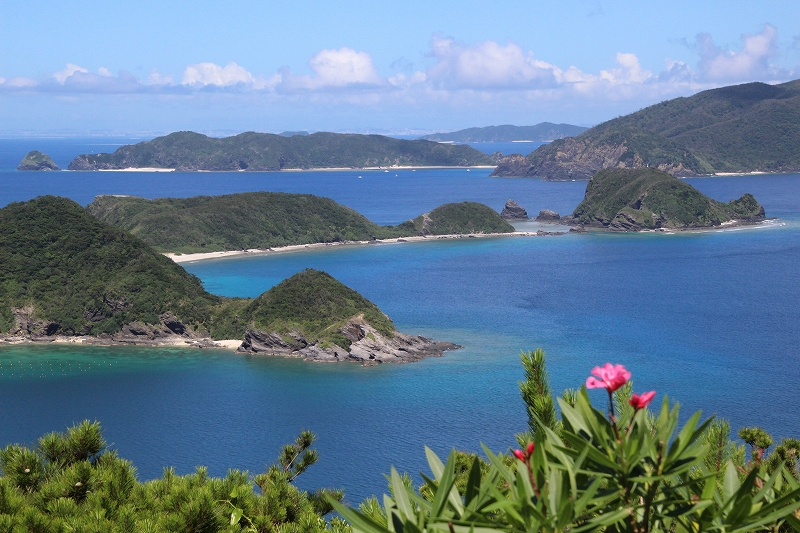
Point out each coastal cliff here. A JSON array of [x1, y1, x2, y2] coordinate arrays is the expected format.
[[492, 79, 800, 180]]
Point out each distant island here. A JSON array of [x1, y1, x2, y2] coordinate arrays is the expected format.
[[17, 151, 60, 171], [0, 196, 457, 363], [420, 123, 588, 143], [87, 192, 515, 254], [562, 168, 766, 231], [492, 79, 800, 180], [67, 131, 496, 171]]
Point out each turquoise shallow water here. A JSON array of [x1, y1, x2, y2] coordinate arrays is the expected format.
[[1, 139, 799, 503]]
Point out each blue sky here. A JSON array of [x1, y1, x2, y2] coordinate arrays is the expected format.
[[1, 0, 798, 135]]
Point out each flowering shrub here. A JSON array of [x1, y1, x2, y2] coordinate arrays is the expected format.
[[334, 357, 800, 533]]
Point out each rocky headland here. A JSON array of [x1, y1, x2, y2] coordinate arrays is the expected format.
[[491, 79, 800, 180], [563, 168, 766, 231], [17, 151, 60, 171]]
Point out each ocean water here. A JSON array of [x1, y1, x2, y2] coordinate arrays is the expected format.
[[0, 138, 799, 504]]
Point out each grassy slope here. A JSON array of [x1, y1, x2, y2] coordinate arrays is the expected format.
[[571, 168, 764, 228], [525, 79, 800, 175], [87, 194, 515, 253], [68, 131, 495, 171]]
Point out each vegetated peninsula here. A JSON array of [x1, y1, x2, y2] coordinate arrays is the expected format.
[[563, 168, 766, 231], [492, 78, 800, 179], [17, 151, 60, 171], [420, 123, 588, 142], [86, 192, 514, 254], [67, 131, 496, 171], [0, 196, 457, 363]]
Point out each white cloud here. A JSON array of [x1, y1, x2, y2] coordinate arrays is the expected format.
[[695, 24, 780, 81], [98, 67, 113, 77], [53, 63, 89, 84], [277, 47, 385, 92], [182, 62, 256, 87], [148, 70, 174, 85], [599, 53, 652, 84], [425, 36, 558, 89]]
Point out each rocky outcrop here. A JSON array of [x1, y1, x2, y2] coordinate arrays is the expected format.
[[536, 209, 561, 221], [489, 154, 532, 177], [238, 316, 459, 365], [500, 199, 528, 220], [1, 308, 212, 346], [17, 151, 60, 171]]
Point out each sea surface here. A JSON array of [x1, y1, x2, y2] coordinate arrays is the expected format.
[[0, 138, 798, 504]]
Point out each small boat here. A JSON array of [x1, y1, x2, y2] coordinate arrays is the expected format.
[[358, 176, 362, 179], [384, 170, 389, 173]]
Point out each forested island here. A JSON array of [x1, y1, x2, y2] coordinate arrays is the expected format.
[[66, 131, 496, 171], [86, 193, 515, 253], [0, 196, 457, 363], [419, 123, 587, 142], [17, 150, 60, 171], [563, 168, 766, 231], [492, 78, 800, 179]]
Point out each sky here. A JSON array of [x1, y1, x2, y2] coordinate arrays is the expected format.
[[1, 0, 799, 135]]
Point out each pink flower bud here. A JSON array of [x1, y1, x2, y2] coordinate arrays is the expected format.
[[586, 363, 631, 392], [629, 390, 656, 410], [513, 449, 525, 461], [526, 442, 535, 455]]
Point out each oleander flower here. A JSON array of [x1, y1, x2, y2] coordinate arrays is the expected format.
[[513, 449, 525, 461], [586, 363, 631, 392], [526, 442, 534, 455], [629, 391, 656, 410]]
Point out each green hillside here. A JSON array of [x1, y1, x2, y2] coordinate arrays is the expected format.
[[67, 131, 495, 171], [240, 268, 395, 350], [420, 123, 587, 142], [400, 202, 516, 235], [87, 193, 515, 253], [569, 168, 765, 230], [492, 79, 800, 179], [0, 196, 219, 336]]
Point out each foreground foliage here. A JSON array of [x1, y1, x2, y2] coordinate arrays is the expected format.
[[335, 351, 800, 533], [0, 422, 347, 533]]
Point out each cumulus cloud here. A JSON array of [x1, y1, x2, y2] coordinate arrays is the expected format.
[[182, 62, 256, 87], [277, 47, 385, 92], [98, 67, 113, 77], [425, 36, 558, 89], [694, 24, 781, 81], [53, 63, 88, 84]]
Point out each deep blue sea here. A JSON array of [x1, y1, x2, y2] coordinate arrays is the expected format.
[[0, 138, 798, 504]]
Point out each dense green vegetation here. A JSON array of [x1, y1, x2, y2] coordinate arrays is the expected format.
[[17, 151, 60, 171], [569, 168, 765, 230], [0, 197, 407, 346], [240, 269, 394, 350], [419, 123, 587, 143], [86, 193, 414, 254], [494, 79, 800, 179], [0, 421, 347, 533], [87, 194, 515, 253], [400, 202, 515, 235], [67, 131, 494, 171], [0, 196, 220, 336]]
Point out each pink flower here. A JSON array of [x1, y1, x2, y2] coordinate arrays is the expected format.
[[513, 449, 525, 462], [586, 363, 631, 392], [629, 391, 656, 410], [526, 442, 535, 456]]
